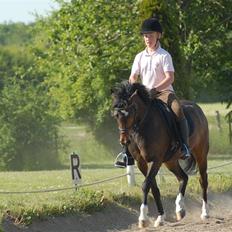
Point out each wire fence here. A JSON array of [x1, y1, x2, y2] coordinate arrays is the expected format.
[[0, 161, 231, 195], [0, 173, 128, 195], [207, 160, 232, 171]]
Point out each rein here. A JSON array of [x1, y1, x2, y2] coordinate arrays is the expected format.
[[133, 103, 151, 132]]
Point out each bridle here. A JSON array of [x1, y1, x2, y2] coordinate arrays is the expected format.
[[113, 104, 137, 136], [114, 101, 151, 136]]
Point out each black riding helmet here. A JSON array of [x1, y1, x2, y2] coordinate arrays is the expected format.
[[141, 17, 162, 34]]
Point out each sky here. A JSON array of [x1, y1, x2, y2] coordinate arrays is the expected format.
[[0, 0, 60, 23]]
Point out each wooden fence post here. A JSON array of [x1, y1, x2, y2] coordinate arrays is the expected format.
[[228, 111, 232, 144], [215, 110, 222, 132]]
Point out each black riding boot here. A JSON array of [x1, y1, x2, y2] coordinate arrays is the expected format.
[[115, 146, 135, 168], [179, 118, 191, 159]]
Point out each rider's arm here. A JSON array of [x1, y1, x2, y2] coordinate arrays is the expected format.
[[154, 52, 174, 91], [129, 53, 142, 84], [129, 73, 139, 84], [155, 71, 174, 91]]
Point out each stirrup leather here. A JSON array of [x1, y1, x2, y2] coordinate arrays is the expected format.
[[181, 144, 191, 159]]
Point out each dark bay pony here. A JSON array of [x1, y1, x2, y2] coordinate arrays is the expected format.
[[111, 81, 209, 228]]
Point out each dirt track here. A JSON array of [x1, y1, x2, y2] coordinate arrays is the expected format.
[[2, 192, 232, 232]]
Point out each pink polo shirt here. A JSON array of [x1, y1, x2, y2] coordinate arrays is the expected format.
[[131, 45, 174, 91]]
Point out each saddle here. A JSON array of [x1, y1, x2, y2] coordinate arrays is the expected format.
[[152, 99, 194, 161]]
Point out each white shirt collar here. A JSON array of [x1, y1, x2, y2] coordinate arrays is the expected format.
[[144, 44, 161, 56]]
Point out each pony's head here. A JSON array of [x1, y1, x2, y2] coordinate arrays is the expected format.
[[111, 81, 150, 145]]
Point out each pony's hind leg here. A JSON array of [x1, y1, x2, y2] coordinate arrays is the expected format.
[[165, 160, 188, 221], [198, 159, 209, 220]]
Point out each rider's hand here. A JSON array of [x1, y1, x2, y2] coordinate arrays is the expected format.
[[149, 88, 159, 99]]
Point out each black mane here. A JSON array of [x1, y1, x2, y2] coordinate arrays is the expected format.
[[112, 81, 151, 105]]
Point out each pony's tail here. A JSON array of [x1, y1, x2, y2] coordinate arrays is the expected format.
[[179, 155, 197, 175]]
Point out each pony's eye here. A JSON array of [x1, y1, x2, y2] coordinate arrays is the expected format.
[[118, 103, 124, 108]]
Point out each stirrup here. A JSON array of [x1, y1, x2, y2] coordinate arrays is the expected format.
[[114, 151, 128, 168]]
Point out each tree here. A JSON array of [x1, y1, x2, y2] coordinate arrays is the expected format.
[[0, 22, 34, 46], [35, 0, 141, 125], [178, 0, 232, 104], [138, 0, 232, 104], [34, 0, 231, 129], [0, 23, 65, 170], [138, 0, 188, 97], [0, 81, 63, 170]]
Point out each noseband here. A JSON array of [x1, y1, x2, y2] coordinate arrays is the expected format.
[[118, 127, 129, 135]]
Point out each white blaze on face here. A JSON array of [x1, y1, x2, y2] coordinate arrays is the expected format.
[[120, 109, 128, 116]]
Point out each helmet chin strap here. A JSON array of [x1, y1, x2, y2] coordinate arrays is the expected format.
[[156, 32, 162, 47], [154, 38, 160, 49]]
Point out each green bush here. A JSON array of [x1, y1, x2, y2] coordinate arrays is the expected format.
[[0, 83, 64, 171]]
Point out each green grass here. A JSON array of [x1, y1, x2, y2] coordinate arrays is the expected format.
[[198, 102, 232, 155], [0, 158, 232, 226], [198, 102, 231, 116], [59, 123, 116, 167], [0, 102, 231, 229], [58, 103, 231, 168]]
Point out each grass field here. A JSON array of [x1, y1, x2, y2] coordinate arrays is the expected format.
[[198, 102, 231, 116], [0, 161, 232, 227], [0, 161, 232, 225], [200, 103, 232, 155], [58, 102, 231, 167], [0, 102, 231, 229], [59, 123, 116, 167]]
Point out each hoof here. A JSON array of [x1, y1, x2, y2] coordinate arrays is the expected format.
[[138, 220, 149, 228], [201, 214, 209, 221], [154, 220, 164, 227], [154, 215, 165, 227], [176, 209, 186, 221]]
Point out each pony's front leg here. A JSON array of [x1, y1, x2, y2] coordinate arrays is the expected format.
[[138, 179, 150, 228], [151, 178, 165, 227], [138, 162, 163, 228], [138, 203, 149, 228]]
